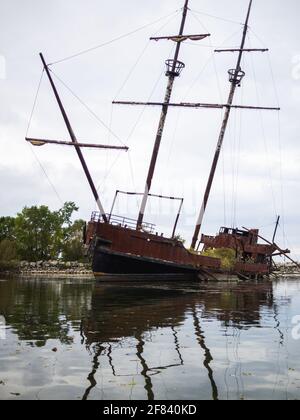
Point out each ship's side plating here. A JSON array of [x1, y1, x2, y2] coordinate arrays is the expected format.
[[85, 216, 221, 279]]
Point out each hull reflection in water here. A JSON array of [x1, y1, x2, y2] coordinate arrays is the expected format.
[[1, 277, 299, 400], [80, 281, 274, 400]]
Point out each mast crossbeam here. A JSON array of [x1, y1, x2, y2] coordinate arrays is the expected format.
[[113, 100, 280, 111], [215, 48, 268, 53], [25, 137, 128, 150], [150, 34, 210, 42]]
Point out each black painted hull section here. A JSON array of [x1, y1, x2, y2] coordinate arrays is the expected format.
[[92, 247, 199, 280]]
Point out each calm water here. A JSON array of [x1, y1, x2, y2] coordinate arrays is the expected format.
[[0, 276, 300, 400]]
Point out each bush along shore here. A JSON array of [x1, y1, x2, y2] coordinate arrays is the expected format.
[[0, 260, 93, 277]]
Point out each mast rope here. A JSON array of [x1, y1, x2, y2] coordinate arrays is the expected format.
[[48, 9, 181, 66], [113, 10, 181, 102], [99, 13, 181, 194], [26, 68, 44, 137], [263, 47, 286, 248], [231, 83, 244, 227], [247, 34, 278, 217], [190, 10, 230, 227], [185, 12, 243, 227], [26, 143, 64, 206], [249, 28, 285, 241], [26, 68, 64, 205], [190, 8, 244, 26], [49, 68, 127, 147], [96, 65, 168, 195]]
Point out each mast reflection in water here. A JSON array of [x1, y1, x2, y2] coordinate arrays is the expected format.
[[0, 277, 299, 400]]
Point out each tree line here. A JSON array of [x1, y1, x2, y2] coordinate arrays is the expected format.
[[0, 202, 86, 263]]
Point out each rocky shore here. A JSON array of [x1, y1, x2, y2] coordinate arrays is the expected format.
[[276, 263, 300, 276], [1, 260, 299, 279], [0, 260, 93, 278]]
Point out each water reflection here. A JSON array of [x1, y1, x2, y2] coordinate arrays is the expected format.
[[0, 277, 299, 400]]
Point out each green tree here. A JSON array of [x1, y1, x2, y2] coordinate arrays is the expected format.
[[0, 239, 18, 261], [0, 217, 17, 262], [62, 219, 86, 261], [15, 202, 79, 261], [0, 216, 16, 241]]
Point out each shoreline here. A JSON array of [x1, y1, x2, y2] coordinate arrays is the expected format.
[[0, 260, 94, 278], [1, 261, 299, 279]]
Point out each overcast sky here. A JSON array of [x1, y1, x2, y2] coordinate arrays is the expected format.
[[0, 0, 299, 258]]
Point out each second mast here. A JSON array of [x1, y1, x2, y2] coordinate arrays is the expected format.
[[136, 0, 190, 230]]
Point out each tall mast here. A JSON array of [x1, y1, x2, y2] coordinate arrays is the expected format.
[[136, 0, 190, 230], [39, 53, 108, 223], [191, 0, 253, 249]]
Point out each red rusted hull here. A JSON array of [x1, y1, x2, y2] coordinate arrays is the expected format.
[[85, 220, 274, 279], [86, 221, 221, 278], [201, 227, 276, 277]]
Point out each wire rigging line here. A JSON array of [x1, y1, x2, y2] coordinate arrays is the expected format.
[[125, 51, 173, 145], [166, 11, 216, 173], [248, 29, 286, 246], [247, 34, 278, 216], [188, 11, 244, 226], [27, 144, 64, 206], [190, 8, 244, 26], [265, 51, 286, 246], [184, 27, 242, 98], [49, 68, 127, 147], [96, 65, 168, 194], [266, 54, 286, 246], [26, 69, 44, 137], [248, 27, 268, 49], [97, 67, 171, 195], [48, 9, 181, 66], [113, 10, 181, 102], [25, 68, 64, 205], [232, 83, 244, 227]]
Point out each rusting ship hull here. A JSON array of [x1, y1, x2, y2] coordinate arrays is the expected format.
[[92, 247, 200, 281], [85, 213, 221, 281], [85, 214, 279, 281]]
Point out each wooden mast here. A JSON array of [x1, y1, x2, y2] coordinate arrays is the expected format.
[[39, 53, 108, 223], [272, 215, 280, 243], [191, 0, 253, 249], [136, 0, 190, 230]]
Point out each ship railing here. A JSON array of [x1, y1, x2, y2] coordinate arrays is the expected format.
[[90, 212, 156, 234]]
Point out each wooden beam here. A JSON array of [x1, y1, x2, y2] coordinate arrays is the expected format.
[[25, 137, 128, 151], [215, 48, 268, 53], [150, 34, 210, 42], [113, 100, 280, 111]]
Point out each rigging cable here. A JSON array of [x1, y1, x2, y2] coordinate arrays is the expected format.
[[109, 11, 181, 209], [26, 69, 64, 205], [190, 8, 244, 26], [232, 78, 244, 227], [247, 33, 278, 218], [248, 29, 287, 247], [113, 10, 181, 101], [96, 65, 167, 194], [48, 9, 181, 66], [97, 13, 181, 200], [189, 11, 246, 228], [265, 49, 287, 248], [50, 68, 127, 147]]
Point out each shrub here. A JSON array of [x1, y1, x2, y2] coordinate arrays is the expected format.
[[0, 239, 18, 261], [201, 247, 237, 270]]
